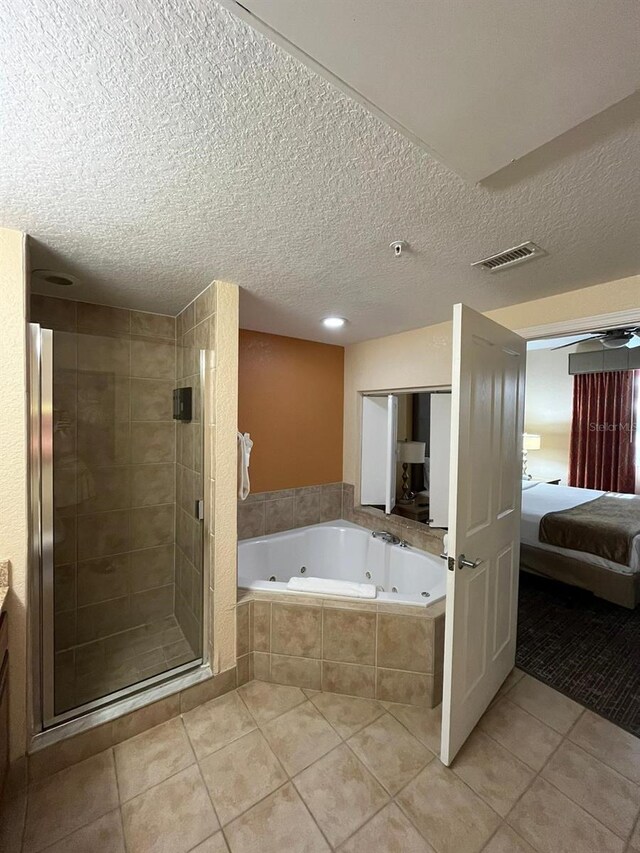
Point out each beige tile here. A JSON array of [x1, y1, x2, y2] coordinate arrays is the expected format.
[[322, 660, 376, 699], [271, 603, 322, 659], [131, 422, 175, 465], [179, 668, 237, 714], [569, 710, 640, 783], [79, 466, 131, 513], [348, 712, 433, 794], [24, 750, 119, 853], [310, 692, 384, 739], [183, 690, 256, 759], [629, 818, 640, 851], [494, 666, 525, 701], [507, 675, 583, 734], [377, 613, 432, 673], [478, 698, 562, 771], [508, 777, 624, 853], [293, 743, 388, 848], [319, 489, 342, 522], [224, 782, 329, 853], [112, 694, 181, 744], [252, 652, 270, 681], [339, 802, 436, 853], [322, 608, 376, 665], [384, 701, 442, 754], [131, 464, 175, 507], [78, 333, 130, 376], [129, 544, 175, 592], [376, 668, 432, 708], [452, 729, 534, 817], [481, 825, 537, 853], [270, 653, 322, 689], [77, 509, 130, 560], [238, 679, 305, 725], [77, 553, 130, 606], [261, 701, 341, 775], [41, 809, 125, 853], [130, 379, 175, 421], [237, 502, 265, 540], [77, 303, 130, 336], [252, 600, 271, 651], [397, 761, 500, 853], [541, 740, 640, 837], [31, 294, 77, 331], [130, 311, 175, 342], [264, 497, 294, 534], [130, 339, 175, 380], [236, 602, 251, 657], [130, 503, 174, 549], [122, 764, 219, 853], [236, 653, 253, 686], [200, 729, 287, 825], [294, 491, 320, 527], [190, 834, 229, 853], [28, 722, 114, 782], [114, 717, 194, 802]]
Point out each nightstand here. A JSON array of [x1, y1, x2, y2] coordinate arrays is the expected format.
[[392, 499, 431, 523]]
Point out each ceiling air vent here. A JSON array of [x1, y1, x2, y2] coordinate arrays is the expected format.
[[471, 241, 546, 272]]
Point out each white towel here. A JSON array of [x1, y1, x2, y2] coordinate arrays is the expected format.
[[237, 432, 254, 501], [287, 576, 377, 599]]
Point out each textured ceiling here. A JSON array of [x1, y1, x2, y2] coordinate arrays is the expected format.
[[1, 0, 639, 344]]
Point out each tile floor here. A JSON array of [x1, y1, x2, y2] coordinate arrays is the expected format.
[[55, 616, 197, 714], [2, 670, 639, 853]]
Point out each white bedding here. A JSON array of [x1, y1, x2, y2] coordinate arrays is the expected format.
[[520, 482, 640, 575]]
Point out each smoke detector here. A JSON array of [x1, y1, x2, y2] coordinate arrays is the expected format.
[[471, 241, 546, 272], [32, 269, 80, 287]]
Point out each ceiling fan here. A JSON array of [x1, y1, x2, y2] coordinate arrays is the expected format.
[[552, 328, 640, 350]]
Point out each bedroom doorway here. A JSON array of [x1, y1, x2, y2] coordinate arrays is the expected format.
[[516, 321, 640, 738]]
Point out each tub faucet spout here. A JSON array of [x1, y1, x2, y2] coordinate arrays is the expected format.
[[372, 530, 400, 545]]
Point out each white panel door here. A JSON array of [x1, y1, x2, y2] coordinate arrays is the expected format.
[[429, 393, 451, 528], [361, 395, 398, 513], [385, 394, 398, 515], [441, 304, 525, 766]]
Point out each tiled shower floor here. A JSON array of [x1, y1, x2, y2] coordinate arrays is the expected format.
[[55, 616, 197, 714], [3, 673, 639, 852]]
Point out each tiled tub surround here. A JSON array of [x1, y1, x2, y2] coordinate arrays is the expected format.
[[239, 482, 447, 558], [238, 482, 344, 539], [30, 295, 199, 713], [236, 595, 445, 708]]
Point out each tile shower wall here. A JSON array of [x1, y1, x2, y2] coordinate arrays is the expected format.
[[31, 295, 179, 709], [174, 286, 215, 654], [237, 483, 343, 540]]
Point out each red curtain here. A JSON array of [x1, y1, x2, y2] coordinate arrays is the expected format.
[[568, 370, 637, 493]]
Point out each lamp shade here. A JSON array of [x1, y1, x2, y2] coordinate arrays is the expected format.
[[523, 433, 541, 451], [397, 440, 426, 464]]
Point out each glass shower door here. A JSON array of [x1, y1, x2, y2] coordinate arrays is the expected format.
[[30, 321, 205, 725]]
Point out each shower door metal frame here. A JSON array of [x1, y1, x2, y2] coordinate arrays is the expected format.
[[30, 325, 211, 732], [28, 323, 56, 728]]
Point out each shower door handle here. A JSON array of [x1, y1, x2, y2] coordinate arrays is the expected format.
[[195, 499, 205, 521]]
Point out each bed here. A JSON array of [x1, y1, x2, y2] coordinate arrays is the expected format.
[[520, 482, 640, 609]]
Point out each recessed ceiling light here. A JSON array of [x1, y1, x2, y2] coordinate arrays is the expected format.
[[322, 317, 347, 329], [32, 269, 80, 287]]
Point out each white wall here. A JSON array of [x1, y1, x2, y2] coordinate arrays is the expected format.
[[0, 227, 29, 761], [524, 346, 576, 483]]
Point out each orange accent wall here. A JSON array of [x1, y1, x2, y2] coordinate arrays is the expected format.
[[238, 330, 344, 492]]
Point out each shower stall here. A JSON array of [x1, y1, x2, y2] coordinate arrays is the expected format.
[[29, 296, 210, 727]]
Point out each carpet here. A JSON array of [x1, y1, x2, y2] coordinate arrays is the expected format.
[[516, 571, 640, 738]]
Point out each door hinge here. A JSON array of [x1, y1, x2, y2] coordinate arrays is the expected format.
[[447, 556, 455, 572]]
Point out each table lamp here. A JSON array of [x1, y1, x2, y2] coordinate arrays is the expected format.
[[522, 433, 541, 480], [397, 441, 426, 503]]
